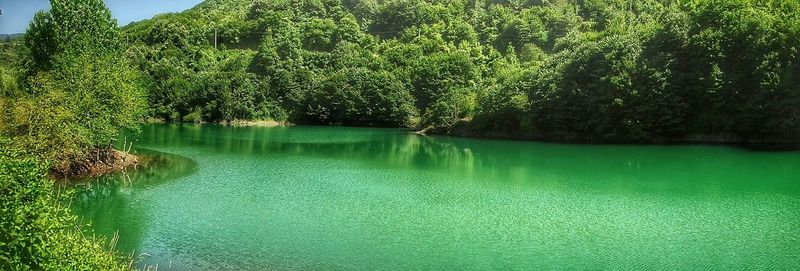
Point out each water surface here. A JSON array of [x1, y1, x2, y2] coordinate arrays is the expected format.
[[73, 124, 800, 270]]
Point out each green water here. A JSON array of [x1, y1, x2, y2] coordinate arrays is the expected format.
[[73, 124, 800, 270]]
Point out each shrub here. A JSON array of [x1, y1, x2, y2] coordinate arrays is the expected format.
[[0, 139, 129, 270]]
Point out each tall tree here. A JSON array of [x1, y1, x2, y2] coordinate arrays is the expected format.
[[7, 0, 145, 165]]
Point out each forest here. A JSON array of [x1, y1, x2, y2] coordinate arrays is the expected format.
[[122, 0, 800, 143], [0, 0, 799, 269]]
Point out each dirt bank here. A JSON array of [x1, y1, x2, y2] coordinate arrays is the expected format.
[[51, 148, 139, 179], [221, 119, 291, 127]]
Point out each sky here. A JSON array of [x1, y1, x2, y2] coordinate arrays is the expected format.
[[0, 0, 204, 34]]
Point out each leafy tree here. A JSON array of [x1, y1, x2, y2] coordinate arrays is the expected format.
[[26, 0, 120, 73], [411, 51, 480, 127], [6, 0, 145, 165]]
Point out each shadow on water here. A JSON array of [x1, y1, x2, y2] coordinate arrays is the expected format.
[[70, 148, 199, 188], [135, 124, 800, 196], [70, 148, 198, 254]]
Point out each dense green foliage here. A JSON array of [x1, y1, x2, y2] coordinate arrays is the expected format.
[[0, 37, 25, 98], [121, 0, 800, 142], [524, 1, 800, 142], [0, 139, 128, 270]]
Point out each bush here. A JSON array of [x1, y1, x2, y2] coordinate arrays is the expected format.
[[182, 109, 203, 123], [4, 51, 146, 163], [0, 139, 128, 270]]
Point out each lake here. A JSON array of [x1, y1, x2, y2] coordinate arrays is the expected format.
[[73, 124, 800, 270]]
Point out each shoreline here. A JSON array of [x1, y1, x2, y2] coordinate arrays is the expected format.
[[52, 149, 140, 180], [422, 126, 800, 151], [146, 118, 292, 127], [221, 119, 292, 127]]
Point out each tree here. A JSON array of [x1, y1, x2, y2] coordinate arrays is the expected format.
[[411, 51, 480, 127], [303, 68, 417, 126], [26, 0, 120, 74], [7, 0, 145, 165]]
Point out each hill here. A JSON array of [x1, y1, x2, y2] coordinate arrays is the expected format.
[[121, 0, 800, 143], [0, 33, 24, 40]]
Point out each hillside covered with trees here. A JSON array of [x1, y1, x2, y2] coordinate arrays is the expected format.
[[116, 0, 800, 143]]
